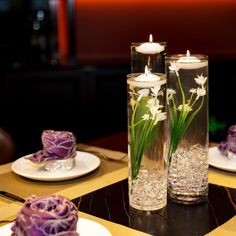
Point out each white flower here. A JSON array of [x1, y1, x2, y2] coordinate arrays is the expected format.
[[142, 114, 150, 120], [147, 98, 163, 117], [153, 111, 167, 125], [189, 88, 197, 93], [147, 98, 159, 107], [169, 61, 181, 76], [167, 89, 176, 104], [169, 61, 181, 72], [196, 87, 206, 100], [151, 86, 161, 96], [194, 74, 207, 86], [150, 105, 161, 117], [137, 89, 149, 101], [178, 104, 192, 112]]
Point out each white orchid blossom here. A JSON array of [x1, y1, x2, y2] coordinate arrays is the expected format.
[[147, 97, 159, 107], [169, 61, 181, 76], [196, 87, 206, 100], [142, 114, 150, 120], [167, 89, 176, 104], [150, 105, 161, 117], [177, 104, 192, 112], [148, 100, 161, 115], [189, 88, 197, 93], [151, 86, 161, 96], [137, 88, 149, 101], [153, 111, 167, 125], [194, 74, 207, 87]]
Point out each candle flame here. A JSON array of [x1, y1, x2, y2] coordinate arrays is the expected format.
[[186, 50, 190, 57], [149, 34, 153, 43]]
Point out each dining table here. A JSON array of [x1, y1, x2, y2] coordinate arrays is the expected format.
[[0, 131, 236, 236]]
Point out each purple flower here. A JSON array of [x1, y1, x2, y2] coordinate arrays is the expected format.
[[218, 141, 229, 155], [11, 195, 79, 236], [27, 130, 77, 163], [228, 125, 236, 136], [218, 125, 236, 155], [227, 134, 236, 154]]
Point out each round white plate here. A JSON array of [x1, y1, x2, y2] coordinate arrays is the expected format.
[[0, 218, 112, 236], [11, 151, 100, 181], [208, 147, 236, 172]]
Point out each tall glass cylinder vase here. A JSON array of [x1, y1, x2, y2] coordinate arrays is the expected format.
[[166, 52, 209, 204], [127, 70, 168, 211], [131, 34, 166, 73]]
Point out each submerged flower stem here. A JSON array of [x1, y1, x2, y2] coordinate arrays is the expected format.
[[176, 75, 186, 131], [129, 119, 144, 128], [131, 101, 139, 143], [171, 96, 177, 124], [133, 121, 149, 178], [188, 92, 194, 105], [177, 74, 185, 106], [184, 96, 205, 135]]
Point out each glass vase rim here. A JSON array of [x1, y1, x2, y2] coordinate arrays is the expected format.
[[166, 54, 208, 60], [127, 72, 166, 87]]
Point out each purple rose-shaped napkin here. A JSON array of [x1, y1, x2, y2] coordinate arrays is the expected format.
[[11, 194, 79, 236], [228, 125, 236, 136], [218, 125, 236, 155], [27, 130, 77, 163]]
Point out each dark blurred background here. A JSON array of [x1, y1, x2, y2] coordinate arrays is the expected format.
[[0, 0, 235, 160]]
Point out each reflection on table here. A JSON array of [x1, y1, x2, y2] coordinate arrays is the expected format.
[[75, 179, 236, 236]]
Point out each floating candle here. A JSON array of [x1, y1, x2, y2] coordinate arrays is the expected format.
[[135, 34, 165, 54], [135, 66, 160, 81], [177, 50, 208, 69]]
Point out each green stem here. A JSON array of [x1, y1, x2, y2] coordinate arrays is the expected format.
[[188, 92, 194, 105], [132, 120, 149, 178], [183, 96, 205, 135], [129, 119, 144, 128], [177, 75, 185, 105], [131, 100, 139, 142]]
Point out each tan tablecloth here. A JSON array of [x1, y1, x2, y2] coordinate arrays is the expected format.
[[0, 199, 22, 224], [205, 216, 236, 236], [208, 168, 236, 188]]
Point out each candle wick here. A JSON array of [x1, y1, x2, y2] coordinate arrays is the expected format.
[[148, 56, 150, 67]]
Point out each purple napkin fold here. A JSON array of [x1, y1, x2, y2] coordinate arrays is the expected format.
[[218, 125, 236, 155], [26, 130, 77, 163], [11, 194, 79, 236]]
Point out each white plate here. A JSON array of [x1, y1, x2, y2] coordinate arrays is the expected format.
[[0, 217, 112, 236], [11, 151, 100, 181], [208, 147, 236, 172]]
